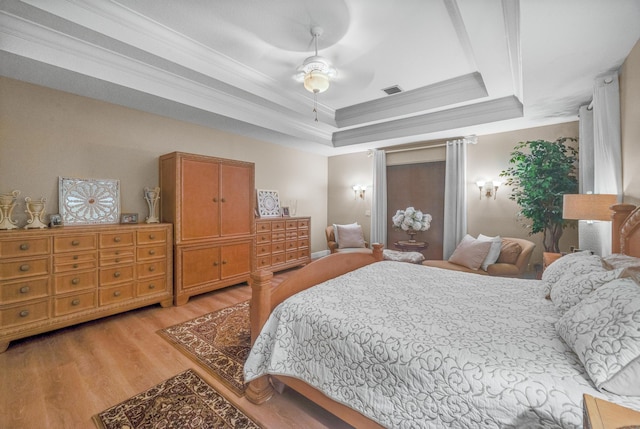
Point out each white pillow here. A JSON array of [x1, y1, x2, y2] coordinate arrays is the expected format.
[[333, 222, 358, 248], [550, 268, 623, 311], [477, 234, 502, 271], [334, 223, 366, 248], [556, 277, 640, 396]]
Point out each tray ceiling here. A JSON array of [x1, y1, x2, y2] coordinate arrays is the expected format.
[[1, 0, 639, 155]]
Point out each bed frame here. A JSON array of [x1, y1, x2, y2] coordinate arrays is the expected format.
[[246, 203, 640, 428]]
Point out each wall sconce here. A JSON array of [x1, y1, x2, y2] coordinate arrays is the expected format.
[[476, 180, 501, 200], [352, 184, 366, 200]]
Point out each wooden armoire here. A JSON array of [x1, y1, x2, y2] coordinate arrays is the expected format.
[[159, 152, 255, 305]]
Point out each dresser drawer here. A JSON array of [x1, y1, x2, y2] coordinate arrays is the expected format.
[[286, 220, 298, 229], [272, 232, 286, 241], [0, 257, 50, 281], [297, 219, 309, 229], [99, 283, 134, 306], [1, 299, 49, 328], [0, 237, 50, 258], [256, 243, 271, 256], [99, 231, 135, 248], [286, 240, 298, 250], [99, 248, 135, 266], [136, 244, 166, 261], [272, 221, 285, 231], [54, 234, 96, 253], [257, 233, 271, 245], [1, 278, 49, 304], [272, 253, 286, 265], [53, 291, 96, 316], [272, 242, 285, 253], [286, 231, 298, 240], [136, 277, 166, 297], [53, 253, 97, 273], [99, 265, 134, 286], [256, 222, 271, 233], [137, 229, 167, 245], [298, 238, 309, 248], [257, 255, 271, 268], [286, 251, 298, 262], [54, 271, 97, 294], [137, 261, 166, 280]]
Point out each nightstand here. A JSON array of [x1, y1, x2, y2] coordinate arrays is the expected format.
[[583, 394, 640, 429], [542, 252, 563, 272]]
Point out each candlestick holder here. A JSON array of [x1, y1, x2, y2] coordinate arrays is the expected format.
[[24, 196, 48, 229], [0, 190, 20, 230], [144, 187, 160, 224]]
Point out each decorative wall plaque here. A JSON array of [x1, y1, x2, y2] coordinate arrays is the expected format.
[[256, 189, 280, 217], [59, 177, 120, 225]]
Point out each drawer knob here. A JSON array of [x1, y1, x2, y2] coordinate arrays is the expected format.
[[115, 258, 120, 263], [19, 243, 30, 251], [114, 237, 121, 242], [149, 249, 156, 255], [213, 261, 219, 267], [213, 197, 218, 203], [72, 278, 80, 285], [149, 266, 156, 272], [149, 234, 155, 240], [19, 310, 29, 318], [148, 284, 156, 290], [72, 240, 80, 246], [222, 260, 228, 265], [115, 250, 120, 255], [221, 198, 226, 203], [73, 264, 78, 269], [73, 255, 79, 260], [113, 271, 121, 278], [113, 290, 121, 297], [19, 286, 30, 294], [71, 299, 80, 306], [19, 264, 30, 272]]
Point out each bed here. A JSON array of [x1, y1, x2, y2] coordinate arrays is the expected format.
[[244, 203, 640, 428]]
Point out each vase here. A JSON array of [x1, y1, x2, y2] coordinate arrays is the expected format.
[[144, 186, 160, 224], [0, 190, 20, 230], [407, 231, 417, 242], [24, 196, 48, 229]]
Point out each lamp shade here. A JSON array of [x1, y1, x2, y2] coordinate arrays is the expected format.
[[562, 194, 617, 221]]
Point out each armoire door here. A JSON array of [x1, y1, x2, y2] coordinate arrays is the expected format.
[[220, 163, 252, 236], [181, 158, 220, 241]]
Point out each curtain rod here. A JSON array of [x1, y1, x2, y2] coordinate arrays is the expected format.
[[383, 135, 478, 154]]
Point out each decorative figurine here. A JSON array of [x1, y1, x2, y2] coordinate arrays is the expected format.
[[24, 196, 48, 229], [144, 187, 160, 224], [0, 190, 20, 230]]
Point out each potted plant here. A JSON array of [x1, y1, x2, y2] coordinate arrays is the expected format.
[[499, 137, 578, 252]]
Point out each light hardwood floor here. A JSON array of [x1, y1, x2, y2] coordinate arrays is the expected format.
[[0, 269, 353, 429]]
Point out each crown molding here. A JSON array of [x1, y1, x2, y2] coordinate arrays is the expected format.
[[332, 96, 523, 147]]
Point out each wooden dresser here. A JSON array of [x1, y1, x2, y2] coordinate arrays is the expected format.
[[160, 152, 255, 305], [0, 223, 172, 352], [255, 217, 311, 272]]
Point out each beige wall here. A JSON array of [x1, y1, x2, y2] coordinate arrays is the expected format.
[[621, 39, 640, 205], [0, 77, 328, 254]]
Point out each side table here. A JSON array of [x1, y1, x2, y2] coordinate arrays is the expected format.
[[394, 240, 428, 252], [583, 394, 640, 428]]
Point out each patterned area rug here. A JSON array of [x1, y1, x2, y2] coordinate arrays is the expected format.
[[93, 369, 260, 429], [158, 301, 250, 395]]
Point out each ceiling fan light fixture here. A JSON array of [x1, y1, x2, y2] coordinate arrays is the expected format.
[[304, 69, 330, 93]]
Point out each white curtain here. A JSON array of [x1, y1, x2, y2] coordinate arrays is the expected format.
[[370, 149, 387, 247], [443, 139, 467, 259], [578, 73, 622, 256]]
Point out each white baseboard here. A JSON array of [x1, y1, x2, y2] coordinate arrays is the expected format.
[[311, 250, 330, 260]]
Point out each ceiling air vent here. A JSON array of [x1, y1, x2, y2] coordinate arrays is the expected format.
[[382, 85, 403, 95]]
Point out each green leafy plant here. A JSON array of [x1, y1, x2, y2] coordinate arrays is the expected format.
[[499, 137, 578, 252]]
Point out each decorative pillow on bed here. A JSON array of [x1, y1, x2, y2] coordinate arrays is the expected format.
[[550, 267, 624, 311], [555, 277, 640, 396], [496, 239, 522, 265], [448, 234, 492, 270], [477, 234, 502, 271], [334, 223, 366, 248], [602, 253, 640, 270], [542, 252, 604, 288]]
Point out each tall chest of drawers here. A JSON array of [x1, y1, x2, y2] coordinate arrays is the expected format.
[[255, 217, 311, 272], [0, 223, 172, 353]]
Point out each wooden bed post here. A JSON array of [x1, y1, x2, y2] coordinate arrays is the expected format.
[[246, 270, 275, 404], [611, 204, 636, 253], [372, 243, 384, 261]]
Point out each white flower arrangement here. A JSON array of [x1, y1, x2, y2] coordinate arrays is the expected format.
[[392, 206, 432, 232]]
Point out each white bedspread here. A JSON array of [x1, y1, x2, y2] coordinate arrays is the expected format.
[[244, 261, 640, 428]]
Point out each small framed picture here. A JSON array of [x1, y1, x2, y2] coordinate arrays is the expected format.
[[49, 214, 63, 228], [281, 206, 290, 217], [120, 213, 138, 224]]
